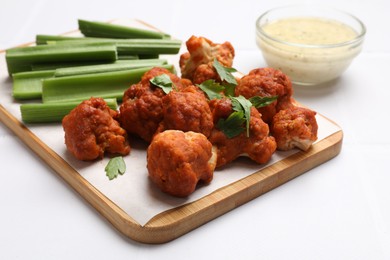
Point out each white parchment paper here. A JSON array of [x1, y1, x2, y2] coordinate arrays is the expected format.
[[0, 20, 341, 226]]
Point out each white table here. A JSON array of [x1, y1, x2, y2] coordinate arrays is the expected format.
[[1, 0, 389, 259]]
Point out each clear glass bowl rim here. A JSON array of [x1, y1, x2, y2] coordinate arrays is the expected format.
[[256, 4, 367, 49]]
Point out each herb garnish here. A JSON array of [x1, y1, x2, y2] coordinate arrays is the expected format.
[[150, 74, 176, 94], [213, 59, 238, 85], [105, 156, 126, 180], [197, 79, 225, 100], [217, 95, 278, 138]]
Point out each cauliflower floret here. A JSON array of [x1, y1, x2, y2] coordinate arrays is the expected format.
[[209, 98, 277, 167], [156, 85, 213, 138], [235, 67, 293, 123], [119, 67, 190, 142], [271, 106, 318, 151], [179, 35, 235, 84], [147, 130, 217, 197], [62, 97, 130, 161]]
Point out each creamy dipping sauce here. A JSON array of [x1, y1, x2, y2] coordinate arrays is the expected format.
[[262, 17, 358, 45], [257, 17, 363, 85]]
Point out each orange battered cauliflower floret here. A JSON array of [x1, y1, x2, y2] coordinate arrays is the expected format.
[[62, 97, 130, 161], [147, 130, 217, 197], [179, 36, 235, 84], [209, 98, 276, 167], [119, 67, 190, 142], [156, 85, 213, 138], [235, 68, 293, 123], [271, 106, 318, 151]]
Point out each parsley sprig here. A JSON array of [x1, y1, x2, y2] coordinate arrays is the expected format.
[[105, 156, 126, 180], [150, 74, 176, 94]]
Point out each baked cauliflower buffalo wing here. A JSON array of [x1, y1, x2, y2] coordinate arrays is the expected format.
[[209, 98, 277, 167], [179, 36, 235, 84], [62, 97, 130, 161], [156, 85, 214, 137], [271, 106, 318, 151], [119, 67, 191, 142], [147, 130, 217, 197], [235, 67, 293, 123]]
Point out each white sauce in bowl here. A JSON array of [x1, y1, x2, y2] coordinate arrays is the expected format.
[[257, 17, 363, 85]]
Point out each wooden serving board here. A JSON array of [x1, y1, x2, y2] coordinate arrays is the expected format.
[[0, 20, 343, 244]]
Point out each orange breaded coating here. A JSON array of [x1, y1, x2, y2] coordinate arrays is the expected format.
[[156, 85, 213, 138], [179, 35, 235, 84], [209, 98, 277, 167], [271, 106, 318, 151], [119, 67, 190, 142], [147, 130, 217, 197], [235, 68, 293, 123], [62, 97, 130, 161]]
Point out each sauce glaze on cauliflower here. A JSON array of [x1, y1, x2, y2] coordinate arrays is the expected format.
[[62, 97, 130, 161], [147, 130, 217, 197]]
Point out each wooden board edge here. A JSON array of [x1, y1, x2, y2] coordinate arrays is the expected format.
[[128, 129, 343, 243]]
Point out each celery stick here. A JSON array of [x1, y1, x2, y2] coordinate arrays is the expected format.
[[13, 60, 168, 100], [31, 61, 112, 71], [13, 70, 55, 100], [47, 38, 182, 55], [117, 54, 139, 60], [36, 35, 88, 45], [5, 42, 117, 75], [42, 64, 175, 103], [54, 59, 167, 77], [78, 19, 168, 39], [20, 98, 118, 123]]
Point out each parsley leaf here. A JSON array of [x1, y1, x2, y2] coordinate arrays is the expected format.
[[249, 96, 278, 108], [213, 59, 237, 85], [105, 156, 126, 180], [150, 74, 175, 94], [230, 96, 253, 137], [197, 79, 225, 100], [217, 111, 246, 138], [223, 83, 236, 97]]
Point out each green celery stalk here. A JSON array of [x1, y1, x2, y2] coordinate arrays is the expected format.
[[47, 38, 182, 55], [13, 60, 168, 100], [35, 35, 88, 45], [13, 70, 55, 100], [117, 54, 139, 60], [42, 64, 175, 103], [5, 42, 118, 75], [54, 59, 167, 77], [31, 61, 113, 71], [20, 98, 118, 123], [78, 19, 168, 39]]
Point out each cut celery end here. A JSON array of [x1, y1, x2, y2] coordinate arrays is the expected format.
[[20, 98, 118, 123], [12, 70, 55, 100], [42, 64, 175, 103]]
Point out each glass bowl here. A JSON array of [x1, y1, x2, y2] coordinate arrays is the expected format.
[[256, 5, 366, 86]]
